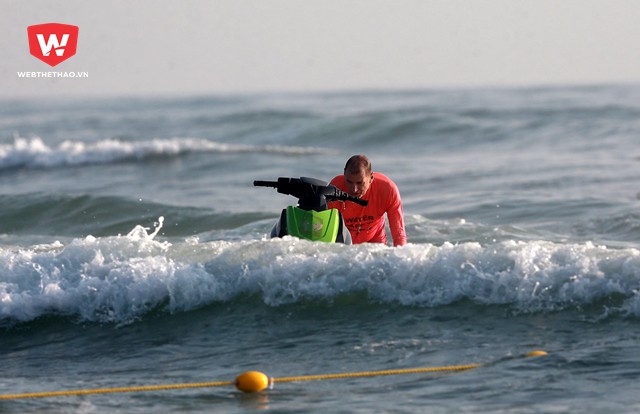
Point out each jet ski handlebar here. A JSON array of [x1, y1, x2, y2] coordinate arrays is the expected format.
[[253, 180, 279, 188], [253, 177, 368, 207], [331, 188, 368, 206]]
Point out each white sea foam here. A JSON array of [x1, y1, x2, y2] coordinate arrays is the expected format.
[[2, 220, 640, 325], [0, 136, 331, 169]]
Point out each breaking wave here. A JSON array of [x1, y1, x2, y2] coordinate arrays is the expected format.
[[2, 217, 640, 327]]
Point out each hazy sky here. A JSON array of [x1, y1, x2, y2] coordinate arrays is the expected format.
[[2, 0, 640, 97]]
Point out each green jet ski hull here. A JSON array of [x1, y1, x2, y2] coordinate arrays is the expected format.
[[271, 206, 352, 244]]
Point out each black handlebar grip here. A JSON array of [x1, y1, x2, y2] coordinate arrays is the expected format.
[[351, 197, 368, 206], [253, 180, 278, 187]]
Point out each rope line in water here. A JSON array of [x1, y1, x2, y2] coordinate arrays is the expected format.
[[0, 364, 479, 400], [0, 351, 547, 400], [0, 380, 234, 400], [273, 363, 482, 384]]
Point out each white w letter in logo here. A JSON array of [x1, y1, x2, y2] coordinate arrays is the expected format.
[[36, 33, 69, 56]]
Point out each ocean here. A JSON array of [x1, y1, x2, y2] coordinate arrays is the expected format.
[[1, 84, 640, 413]]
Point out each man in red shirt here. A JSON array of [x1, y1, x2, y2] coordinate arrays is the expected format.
[[328, 155, 407, 246]]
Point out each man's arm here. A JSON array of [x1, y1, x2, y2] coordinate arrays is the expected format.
[[387, 186, 407, 247]]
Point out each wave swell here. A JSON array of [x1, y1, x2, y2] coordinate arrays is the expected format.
[[0, 137, 331, 170], [2, 220, 640, 327]]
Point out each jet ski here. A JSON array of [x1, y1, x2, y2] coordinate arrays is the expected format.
[[254, 177, 368, 244]]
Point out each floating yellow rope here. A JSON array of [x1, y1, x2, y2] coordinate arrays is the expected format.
[[275, 364, 482, 384], [0, 380, 234, 400], [0, 350, 547, 399]]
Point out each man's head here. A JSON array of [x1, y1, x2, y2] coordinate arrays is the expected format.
[[343, 155, 373, 198]]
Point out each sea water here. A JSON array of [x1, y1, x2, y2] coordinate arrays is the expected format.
[[1, 85, 640, 413]]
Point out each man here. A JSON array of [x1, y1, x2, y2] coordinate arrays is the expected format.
[[328, 155, 407, 246]]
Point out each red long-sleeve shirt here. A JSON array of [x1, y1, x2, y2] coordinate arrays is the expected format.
[[328, 172, 407, 246]]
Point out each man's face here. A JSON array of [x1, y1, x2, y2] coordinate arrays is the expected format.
[[344, 168, 373, 198]]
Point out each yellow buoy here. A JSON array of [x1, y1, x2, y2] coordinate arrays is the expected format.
[[235, 371, 271, 393], [526, 350, 548, 357]]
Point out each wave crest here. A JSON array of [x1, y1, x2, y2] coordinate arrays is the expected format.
[[2, 230, 640, 326], [0, 136, 331, 170]]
